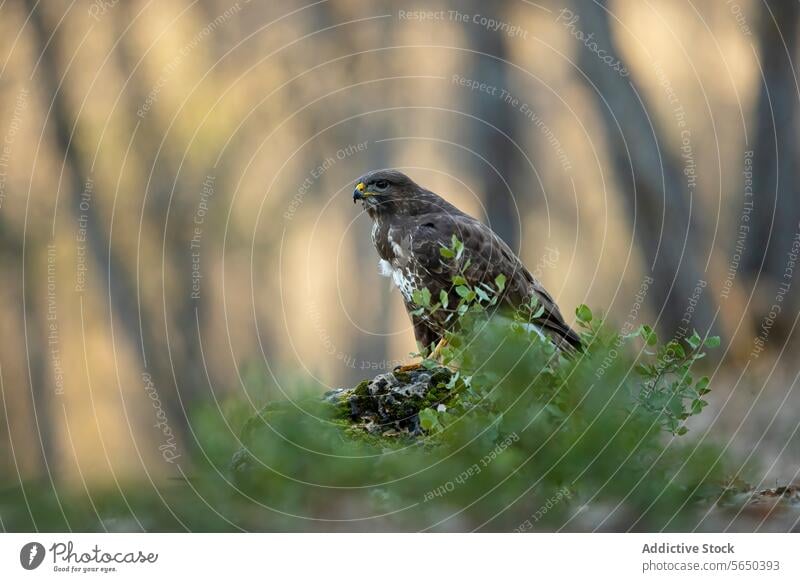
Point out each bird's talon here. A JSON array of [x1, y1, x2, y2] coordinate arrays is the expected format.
[[394, 362, 423, 373]]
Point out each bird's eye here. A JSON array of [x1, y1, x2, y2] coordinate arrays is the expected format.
[[374, 180, 389, 191]]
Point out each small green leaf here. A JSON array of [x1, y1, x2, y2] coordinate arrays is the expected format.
[[453, 275, 468, 286], [575, 304, 593, 323], [695, 376, 710, 395], [666, 341, 685, 360], [439, 290, 449, 309], [676, 426, 689, 436], [439, 246, 455, 259], [445, 371, 460, 390], [705, 336, 721, 348], [422, 358, 438, 370], [691, 399, 707, 414], [640, 325, 657, 346], [419, 408, 439, 431], [495, 273, 507, 291], [451, 236, 465, 259], [411, 288, 432, 308], [687, 330, 702, 350]]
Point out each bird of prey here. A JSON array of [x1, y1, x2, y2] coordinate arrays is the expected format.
[[352, 169, 582, 361]]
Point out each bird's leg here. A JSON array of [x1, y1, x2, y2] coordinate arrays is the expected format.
[[394, 361, 422, 373], [429, 337, 448, 361], [394, 338, 449, 373]]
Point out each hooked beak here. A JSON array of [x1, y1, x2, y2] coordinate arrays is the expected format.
[[353, 181, 372, 203]]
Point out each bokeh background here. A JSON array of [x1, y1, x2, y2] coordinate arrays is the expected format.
[[0, 0, 799, 529]]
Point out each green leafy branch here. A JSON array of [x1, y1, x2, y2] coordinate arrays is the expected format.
[[633, 327, 719, 435], [410, 239, 721, 439], [408, 235, 508, 365], [574, 304, 719, 435]]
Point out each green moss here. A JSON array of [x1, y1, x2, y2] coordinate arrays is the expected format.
[[422, 385, 451, 407], [344, 380, 371, 416], [333, 398, 352, 419], [353, 380, 371, 396]]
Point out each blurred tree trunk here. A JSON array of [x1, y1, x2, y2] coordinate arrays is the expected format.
[[569, 0, 717, 340], [741, 1, 800, 339], [323, 1, 392, 372], [0, 215, 53, 477], [463, 0, 521, 251], [24, 1, 191, 454], [111, 3, 213, 412], [23, 245, 56, 474]]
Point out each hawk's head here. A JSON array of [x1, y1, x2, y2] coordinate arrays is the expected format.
[[353, 169, 428, 217]]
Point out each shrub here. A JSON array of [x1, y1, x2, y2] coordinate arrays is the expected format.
[[232, 239, 729, 531]]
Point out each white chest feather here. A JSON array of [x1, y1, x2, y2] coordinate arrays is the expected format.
[[371, 222, 379, 246], [387, 229, 406, 261], [378, 259, 415, 301]]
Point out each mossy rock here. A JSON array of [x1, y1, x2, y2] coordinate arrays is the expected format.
[[323, 366, 456, 436], [230, 366, 460, 484]]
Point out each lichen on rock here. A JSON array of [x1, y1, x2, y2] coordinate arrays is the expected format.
[[324, 366, 456, 437]]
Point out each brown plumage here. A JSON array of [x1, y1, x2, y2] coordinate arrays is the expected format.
[[353, 169, 581, 352]]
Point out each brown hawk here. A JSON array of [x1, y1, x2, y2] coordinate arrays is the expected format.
[[353, 169, 581, 356]]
